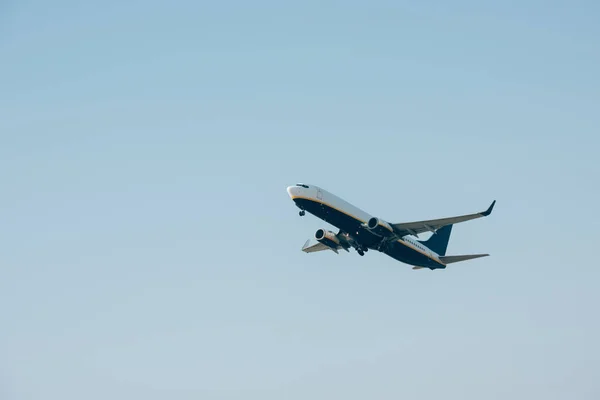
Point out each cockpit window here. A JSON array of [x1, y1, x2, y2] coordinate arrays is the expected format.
[[295, 183, 309, 188]]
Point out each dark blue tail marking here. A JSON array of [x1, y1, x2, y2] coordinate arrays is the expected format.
[[418, 225, 452, 256]]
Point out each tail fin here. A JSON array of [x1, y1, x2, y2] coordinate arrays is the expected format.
[[418, 225, 452, 256]]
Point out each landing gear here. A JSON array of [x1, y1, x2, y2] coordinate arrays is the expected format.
[[299, 210, 305, 216], [376, 239, 389, 252], [356, 246, 367, 256]]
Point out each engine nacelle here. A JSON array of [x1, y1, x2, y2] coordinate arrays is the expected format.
[[315, 228, 341, 249], [366, 217, 394, 237]]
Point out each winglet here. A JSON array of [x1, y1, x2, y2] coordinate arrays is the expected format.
[[480, 200, 496, 217]]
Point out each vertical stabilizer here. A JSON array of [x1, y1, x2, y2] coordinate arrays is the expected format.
[[418, 225, 452, 256]]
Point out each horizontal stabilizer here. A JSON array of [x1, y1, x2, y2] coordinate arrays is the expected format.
[[439, 254, 489, 264]]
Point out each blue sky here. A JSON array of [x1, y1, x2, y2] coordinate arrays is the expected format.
[[1, 1, 599, 398]]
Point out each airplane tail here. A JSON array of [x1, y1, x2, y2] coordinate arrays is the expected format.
[[438, 254, 489, 264], [418, 225, 452, 256]]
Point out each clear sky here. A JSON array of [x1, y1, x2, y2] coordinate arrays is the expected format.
[[1, 1, 599, 399]]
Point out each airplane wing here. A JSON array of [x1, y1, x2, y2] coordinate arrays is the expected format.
[[391, 200, 496, 236], [301, 229, 355, 254], [301, 240, 340, 254]]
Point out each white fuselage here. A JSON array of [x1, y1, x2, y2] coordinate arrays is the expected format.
[[287, 183, 443, 266]]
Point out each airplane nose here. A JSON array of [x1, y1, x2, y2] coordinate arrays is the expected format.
[[287, 186, 297, 198]]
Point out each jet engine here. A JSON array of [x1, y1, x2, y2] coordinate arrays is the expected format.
[[366, 217, 395, 237], [315, 228, 341, 249]]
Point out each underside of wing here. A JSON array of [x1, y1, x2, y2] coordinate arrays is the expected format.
[[439, 254, 489, 264], [391, 200, 496, 236], [301, 240, 340, 254]]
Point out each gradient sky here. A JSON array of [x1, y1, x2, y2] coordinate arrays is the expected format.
[[1, 1, 599, 399]]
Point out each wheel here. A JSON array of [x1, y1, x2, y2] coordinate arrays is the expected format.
[[299, 210, 305, 216], [357, 249, 364, 256]]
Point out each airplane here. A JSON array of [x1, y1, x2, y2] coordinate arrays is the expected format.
[[286, 183, 495, 270]]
